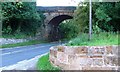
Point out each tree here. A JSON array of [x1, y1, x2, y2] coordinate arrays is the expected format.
[[73, 2, 89, 33], [95, 2, 120, 32], [2, 2, 45, 35], [73, 2, 120, 34]]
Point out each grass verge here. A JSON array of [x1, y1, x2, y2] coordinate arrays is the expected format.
[[66, 32, 119, 46], [37, 53, 60, 71], [1, 40, 47, 48]]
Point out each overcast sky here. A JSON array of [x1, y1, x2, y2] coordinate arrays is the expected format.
[[36, 0, 82, 6]]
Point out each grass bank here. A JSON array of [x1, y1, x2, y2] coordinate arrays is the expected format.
[[1, 40, 47, 48], [37, 54, 60, 70], [66, 32, 119, 46]]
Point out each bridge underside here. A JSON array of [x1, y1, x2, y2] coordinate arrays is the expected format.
[[37, 6, 76, 41], [48, 15, 73, 41], [49, 15, 73, 26]]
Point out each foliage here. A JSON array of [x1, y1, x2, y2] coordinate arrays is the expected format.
[[58, 3, 93, 40], [37, 54, 60, 71], [58, 20, 79, 40], [73, 3, 89, 33], [94, 2, 120, 32], [72, 2, 120, 34], [1, 2, 45, 35], [59, 2, 99, 40], [66, 32, 119, 46]]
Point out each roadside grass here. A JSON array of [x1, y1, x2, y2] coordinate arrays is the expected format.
[[37, 53, 61, 71], [66, 32, 119, 46], [1, 40, 47, 48]]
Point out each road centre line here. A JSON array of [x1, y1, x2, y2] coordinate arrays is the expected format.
[[0, 44, 51, 51]]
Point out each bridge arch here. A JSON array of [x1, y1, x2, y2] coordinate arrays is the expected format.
[[48, 15, 73, 41], [48, 15, 73, 26]]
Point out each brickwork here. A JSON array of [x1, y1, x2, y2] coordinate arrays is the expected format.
[[49, 45, 119, 70]]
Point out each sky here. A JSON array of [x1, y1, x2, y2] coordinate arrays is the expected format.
[[36, 0, 82, 6]]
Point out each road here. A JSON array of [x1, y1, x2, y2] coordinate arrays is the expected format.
[[0, 42, 62, 67]]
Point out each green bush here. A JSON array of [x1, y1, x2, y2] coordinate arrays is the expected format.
[[59, 20, 79, 40]]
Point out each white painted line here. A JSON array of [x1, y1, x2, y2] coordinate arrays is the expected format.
[[1, 45, 50, 56], [1, 50, 23, 56], [1, 47, 39, 56], [0, 44, 42, 50], [0, 44, 52, 51]]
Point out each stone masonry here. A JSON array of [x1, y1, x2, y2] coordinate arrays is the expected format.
[[49, 45, 119, 70]]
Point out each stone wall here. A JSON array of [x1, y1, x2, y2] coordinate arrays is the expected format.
[[1, 38, 28, 45], [49, 45, 119, 70]]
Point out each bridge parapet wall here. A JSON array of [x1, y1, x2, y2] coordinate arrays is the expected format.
[[50, 45, 118, 70]]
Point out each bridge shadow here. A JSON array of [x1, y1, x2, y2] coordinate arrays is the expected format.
[[48, 15, 73, 42]]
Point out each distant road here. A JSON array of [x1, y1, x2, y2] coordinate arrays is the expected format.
[[1, 42, 63, 67]]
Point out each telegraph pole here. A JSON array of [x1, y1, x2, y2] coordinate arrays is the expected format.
[[89, 0, 92, 40]]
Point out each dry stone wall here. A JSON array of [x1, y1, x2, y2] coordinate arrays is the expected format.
[[49, 45, 119, 70]]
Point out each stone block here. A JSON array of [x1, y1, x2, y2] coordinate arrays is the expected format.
[[57, 46, 65, 52], [104, 56, 118, 66], [50, 49, 57, 58], [68, 55, 77, 65], [75, 46, 88, 54], [93, 59, 104, 66], [89, 46, 105, 55], [54, 59, 60, 66], [50, 58, 55, 64], [61, 64, 72, 70], [49, 54, 53, 60], [68, 65, 82, 70], [56, 62, 68, 69], [118, 57, 120, 66], [50, 49, 54, 56], [64, 47, 76, 55], [57, 52, 68, 64], [112, 45, 118, 55], [79, 58, 93, 66], [106, 46, 113, 54]]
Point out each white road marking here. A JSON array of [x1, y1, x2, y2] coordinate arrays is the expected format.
[[0, 44, 42, 50], [1, 45, 51, 56], [0, 44, 52, 51]]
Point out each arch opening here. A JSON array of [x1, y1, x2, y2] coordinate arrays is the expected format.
[[48, 15, 73, 42]]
